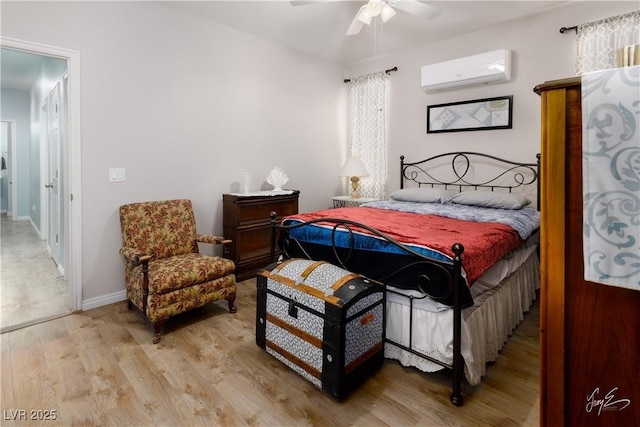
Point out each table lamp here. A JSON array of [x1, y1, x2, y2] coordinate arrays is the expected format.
[[340, 156, 369, 198]]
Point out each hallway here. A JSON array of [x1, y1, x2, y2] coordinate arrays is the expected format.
[[0, 214, 71, 332]]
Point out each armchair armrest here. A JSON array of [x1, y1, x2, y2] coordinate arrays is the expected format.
[[120, 246, 152, 314], [120, 246, 152, 264], [196, 234, 232, 245], [196, 234, 232, 259]]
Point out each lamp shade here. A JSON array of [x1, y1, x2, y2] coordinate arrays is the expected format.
[[340, 156, 370, 177]]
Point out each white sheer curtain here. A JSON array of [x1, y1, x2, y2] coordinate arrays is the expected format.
[[576, 10, 640, 75], [347, 71, 389, 200]]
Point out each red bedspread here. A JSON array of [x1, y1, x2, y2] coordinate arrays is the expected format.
[[287, 207, 523, 286]]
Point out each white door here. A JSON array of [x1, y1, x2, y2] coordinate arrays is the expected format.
[[47, 84, 61, 266]]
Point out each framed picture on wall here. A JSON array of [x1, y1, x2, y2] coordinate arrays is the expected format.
[[427, 95, 513, 133]]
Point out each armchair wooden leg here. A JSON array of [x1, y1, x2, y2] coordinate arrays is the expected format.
[[227, 295, 237, 313], [152, 320, 166, 344]]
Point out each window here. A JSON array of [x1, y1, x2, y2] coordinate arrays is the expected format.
[[347, 71, 389, 199]]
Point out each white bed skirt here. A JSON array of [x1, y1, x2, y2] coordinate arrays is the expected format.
[[384, 251, 540, 385]]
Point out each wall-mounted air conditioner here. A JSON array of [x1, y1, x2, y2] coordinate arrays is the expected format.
[[421, 49, 512, 92]]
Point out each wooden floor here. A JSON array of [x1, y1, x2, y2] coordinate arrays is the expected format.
[[1, 215, 71, 332], [1, 278, 539, 426]]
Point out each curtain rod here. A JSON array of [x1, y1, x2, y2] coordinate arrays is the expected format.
[[561, 11, 638, 35], [343, 66, 398, 83], [559, 25, 577, 34]]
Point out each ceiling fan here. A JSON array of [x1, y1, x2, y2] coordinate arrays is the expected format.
[[290, 0, 441, 36]]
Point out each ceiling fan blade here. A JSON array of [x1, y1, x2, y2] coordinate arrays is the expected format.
[[346, 6, 369, 36], [391, 0, 441, 20], [346, 16, 365, 36]]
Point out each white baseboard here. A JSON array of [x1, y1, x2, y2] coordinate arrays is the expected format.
[[82, 290, 127, 311], [24, 216, 44, 239]]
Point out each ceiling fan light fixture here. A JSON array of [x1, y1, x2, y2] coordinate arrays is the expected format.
[[357, 8, 372, 25], [366, 0, 382, 17], [380, 3, 396, 23], [345, 0, 441, 36]]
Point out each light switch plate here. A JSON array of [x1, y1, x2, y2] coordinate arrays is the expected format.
[[109, 168, 125, 182]]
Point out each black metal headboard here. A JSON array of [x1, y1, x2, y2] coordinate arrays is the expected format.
[[400, 152, 541, 208]]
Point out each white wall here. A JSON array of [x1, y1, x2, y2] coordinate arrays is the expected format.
[[1, 1, 346, 301], [345, 1, 639, 192]]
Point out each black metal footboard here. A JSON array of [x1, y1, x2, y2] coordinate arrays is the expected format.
[[268, 213, 467, 406]]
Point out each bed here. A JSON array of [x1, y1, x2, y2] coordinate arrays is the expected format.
[[268, 152, 540, 405]]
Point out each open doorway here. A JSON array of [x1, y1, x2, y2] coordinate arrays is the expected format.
[[0, 38, 82, 332]]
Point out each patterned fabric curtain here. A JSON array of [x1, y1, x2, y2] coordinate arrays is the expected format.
[[347, 71, 389, 200], [576, 10, 640, 75], [582, 65, 640, 290]]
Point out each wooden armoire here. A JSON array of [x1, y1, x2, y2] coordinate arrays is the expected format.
[[536, 78, 640, 426]]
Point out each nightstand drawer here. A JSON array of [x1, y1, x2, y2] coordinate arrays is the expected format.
[[234, 200, 298, 224], [223, 191, 300, 281]]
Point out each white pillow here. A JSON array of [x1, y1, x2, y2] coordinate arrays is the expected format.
[[390, 188, 455, 203], [448, 191, 531, 210]]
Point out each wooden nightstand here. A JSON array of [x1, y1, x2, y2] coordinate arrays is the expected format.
[[331, 196, 378, 208], [223, 190, 299, 281]]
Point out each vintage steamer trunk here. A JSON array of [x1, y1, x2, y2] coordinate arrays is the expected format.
[[256, 259, 385, 400]]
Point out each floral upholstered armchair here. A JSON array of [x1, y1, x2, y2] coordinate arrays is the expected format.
[[119, 199, 237, 343]]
